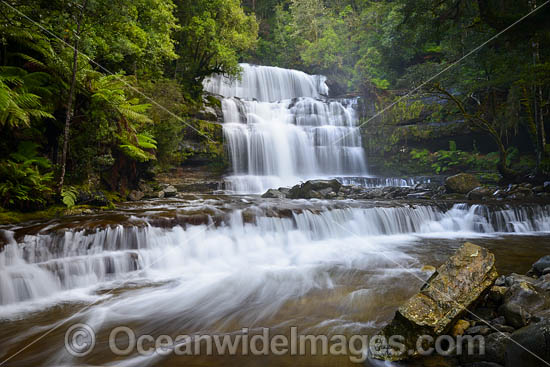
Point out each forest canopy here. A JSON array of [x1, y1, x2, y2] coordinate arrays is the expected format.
[[0, 0, 549, 212]]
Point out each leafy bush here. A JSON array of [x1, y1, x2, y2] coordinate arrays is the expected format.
[[0, 142, 53, 211]]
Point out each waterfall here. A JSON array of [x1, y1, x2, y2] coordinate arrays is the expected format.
[[204, 64, 368, 193], [1, 204, 549, 308]]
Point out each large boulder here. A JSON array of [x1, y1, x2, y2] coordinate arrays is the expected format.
[[288, 179, 341, 199], [371, 242, 498, 361], [445, 173, 481, 194], [505, 319, 550, 367]]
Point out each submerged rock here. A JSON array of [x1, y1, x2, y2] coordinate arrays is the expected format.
[[371, 242, 498, 361], [445, 173, 481, 194]]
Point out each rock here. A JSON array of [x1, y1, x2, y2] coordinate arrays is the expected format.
[[493, 324, 515, 333], [138, 180, 154, 194], [467, 187, 494, 201], [157, 191, 165, 199], [534, 186, 545, 193], [495, 276, 506, 287], [507, 187, 534, 200], [452, 319, 471, 336], [445, 173, 481, 194], [543, 268, 550, 276], [422, 265, 437, 273], [288, 179, 341, 199], [371, 242, 498, 361], [465, 325, 492, 336], [532, 255, 550, 275], [491, 316, 506, 325], [459, 332, 510, 365], [505, 273, 536, 287], [499, 302, 531, 329], [493, 189, 507, 199], [163, 185, 177, 198], [471, 307, 497, 322], [261, 189, 286, 199], [76, 190, 110, 207], [505, 319, 550, 367], [504, 281, 547, 315], [462, 363, 504, 367], [488, 286, 508, 304], [195, 106, 219, 121], [128, 190, 145, 201], [407, 191, 432, 199]]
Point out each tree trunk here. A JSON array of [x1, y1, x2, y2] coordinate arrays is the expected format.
[[58, 11, 83, 192]]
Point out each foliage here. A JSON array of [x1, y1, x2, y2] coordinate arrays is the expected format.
[[0, 67, 54, 128], [61, 186, 78, 208], [0, 142, 53, 210], [171, 0, 258, 91]]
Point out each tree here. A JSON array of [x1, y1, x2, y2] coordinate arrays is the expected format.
[[171, 0, 258, 91]]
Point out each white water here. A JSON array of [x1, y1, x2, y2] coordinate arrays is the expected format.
[[1, 204, 549, 310], [204, 64, 368, 193]]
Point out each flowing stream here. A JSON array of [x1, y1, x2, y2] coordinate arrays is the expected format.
[[1, 65, 550, 367]]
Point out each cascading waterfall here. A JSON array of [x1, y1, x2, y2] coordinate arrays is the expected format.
[[204, 63, 368, 193], [1, 204, 549, 308]]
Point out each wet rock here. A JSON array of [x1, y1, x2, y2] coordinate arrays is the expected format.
[[495, 276, 506, 287], [504, 273, 536, 287], [128, 190, 145, 201], [467, 187, 494, 201], [505, 319, 550, 367], [497, 280, 550, 328], [488, 286, 508, 304], [507, 187, 534, 200], [532, 255, 550, 276], [422, 265, 437, 273], [493, 324, 515, 333], [499, 302, 531, 329], [465, 325, 492, 336], [407, 191, 432, 199], [471, 307, 497, 322], [491, 316, 506, 325], [163, 185, 178, 198], [534, 186, 545, 193], [195, 106, 219, 121], [262, 189, 286, 199], [459, 332, 509, 365], [371, 242, 498, 361], [452, 319, 471, 336], [76, 190, 110, 207], [445, 173, 481, 194], [288, 179, 341, 199]]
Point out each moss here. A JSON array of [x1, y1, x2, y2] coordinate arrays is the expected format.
[[205, 95, 222, 109], [0, 206, 66, 225]]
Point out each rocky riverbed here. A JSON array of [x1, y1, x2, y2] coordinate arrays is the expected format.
[[369, 244, 550, 367], [261, 174, 550, 203]]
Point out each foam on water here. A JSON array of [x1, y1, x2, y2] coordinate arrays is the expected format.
[[1, 203, 549, 314]]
